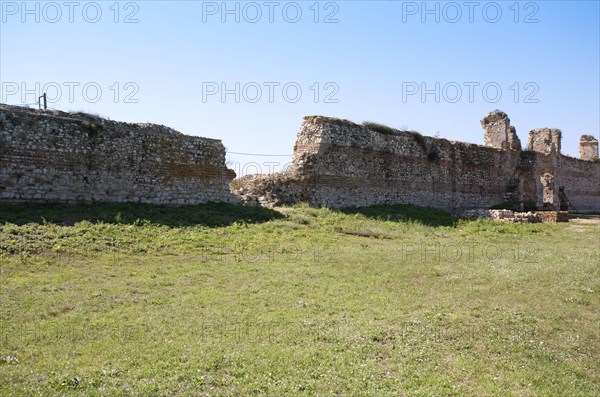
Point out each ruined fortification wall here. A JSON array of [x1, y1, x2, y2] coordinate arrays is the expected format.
[[236, 114, 600, 212], [555, 156, 600, 210], [0, 104, 238, 205], [290, 116, 522, 210], [522, 129, 600, 211], [2, 103, 597, 211], [238, 116, 521, 211]]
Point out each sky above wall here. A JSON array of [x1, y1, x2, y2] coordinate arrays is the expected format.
[[1, 0, 599, 176]]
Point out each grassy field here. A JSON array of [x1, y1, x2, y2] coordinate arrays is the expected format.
[[0, 202, 598, 396]]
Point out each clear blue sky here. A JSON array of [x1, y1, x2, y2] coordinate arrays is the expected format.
[[1, 1, 598, 175]]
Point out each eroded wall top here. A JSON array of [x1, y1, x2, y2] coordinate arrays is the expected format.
[[528, 128, 562, 154], [579, 135, 599, 161], [481, 110, 521, 151], [236, 111, 600, 211]]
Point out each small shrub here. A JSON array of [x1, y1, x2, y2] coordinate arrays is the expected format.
[[427, 149, 439, 162], [82, 120, 104, 137], [408, 131, 427, 153]]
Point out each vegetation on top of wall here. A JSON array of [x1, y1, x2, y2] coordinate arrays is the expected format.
[[308, 118, 436, 156], [408, 130, 428, 153], [304, 115, 357, 128], [580, 134, 597, 141], [70, 111, 103, 120], [361, 122, 430, 153], [362, 121, 401, 135]]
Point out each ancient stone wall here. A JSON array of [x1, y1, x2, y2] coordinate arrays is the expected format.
[[3, 103, 597, 212], [0, 104, 238, 205], [481, 110, 521, 151], [555, 155, 600, 210], [236, 113, 600, 212], [579, 135, 599, 161], [528, 128, 561, 154]]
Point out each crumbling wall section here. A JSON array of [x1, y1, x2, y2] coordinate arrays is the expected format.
[[0, 104, 238, 205], [579, 135, 599, 161], [237, 116, 522, 211], [528, 128, 562, 154], [481, 110, 521, 151], [236, 114, 600, 212], [555, 155, 600, 211]]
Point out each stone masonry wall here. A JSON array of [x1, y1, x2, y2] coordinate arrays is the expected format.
[[555, 155, 600, 210], [579, 135, 599, 161], [235, 114, 600, 212], [528, 128, 561, 154], [0, 104, 238, 205], [481, 110, 521, 151]]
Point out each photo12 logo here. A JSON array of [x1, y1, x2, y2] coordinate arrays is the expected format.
[[1, 82, 140, 105], [1, 1, 140, 23], [398, 241, 540, 264], [229, 160, 292, 178], [401, 81, 540, 104], [200, 1, 340, 23], [400, 1, 540, 23], [202, 81, 339, 104]]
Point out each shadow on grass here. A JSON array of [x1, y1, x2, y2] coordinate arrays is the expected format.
[[0, 202, 284, 227], [336, 204, 457, 227]]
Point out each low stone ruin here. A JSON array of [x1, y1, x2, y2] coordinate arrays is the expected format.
[[461, 209, 569, 223]]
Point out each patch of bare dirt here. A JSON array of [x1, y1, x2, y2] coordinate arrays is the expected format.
[[568, 214, 600, 232]]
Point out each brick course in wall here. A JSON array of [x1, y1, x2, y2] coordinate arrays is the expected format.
[[0, 104, 239, 205]]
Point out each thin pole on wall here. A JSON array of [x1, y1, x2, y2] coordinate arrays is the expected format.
[[38, 93, 47, 110]]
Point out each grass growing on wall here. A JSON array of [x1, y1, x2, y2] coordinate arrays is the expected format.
[[362, 121, 401, 135], [0, 203, 598, 396], [362, 122, 429, 154]]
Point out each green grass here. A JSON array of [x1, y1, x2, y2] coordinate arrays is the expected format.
[[0, 203, 598, 396], [0, 202, 283, 227]]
